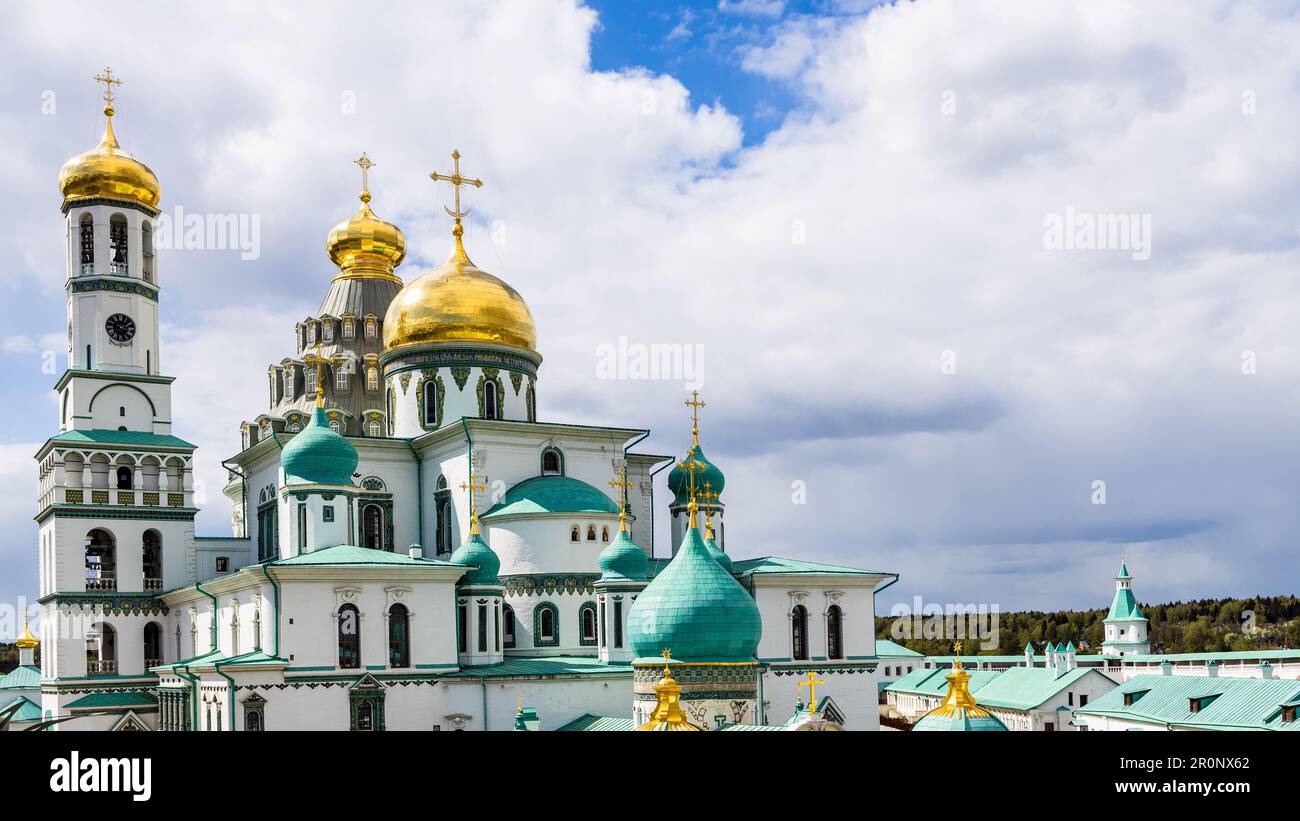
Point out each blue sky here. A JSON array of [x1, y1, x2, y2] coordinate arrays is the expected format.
[[4, 1, 1300, 628]]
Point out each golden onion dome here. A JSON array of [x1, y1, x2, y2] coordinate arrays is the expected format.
[[58, 105, 160, 212], [326, 154, 406, 281], [383, 235, 537, 353], [15, 620, 38, 650]]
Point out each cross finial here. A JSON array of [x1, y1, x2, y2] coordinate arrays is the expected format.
[[94, 67, 122, 112], [684, 390, 706, 446], [610, 467, 635, 533], [798, 671, 826, 713], [516, 692, 524, 714], [460, 471, 487, 535], [676, 451, 706, 529], [430, 149, 484, 240], [702, 480, 717, 538], [354, 153, 375, 203], [660, 648, 673, 676], [306, 342, 326, 408]]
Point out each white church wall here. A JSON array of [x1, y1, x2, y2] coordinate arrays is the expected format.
[[503, 592, 600, 657], [487, 518, 612, 576]]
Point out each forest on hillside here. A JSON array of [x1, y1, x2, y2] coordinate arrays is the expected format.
[[876, 595, 1300, 657]]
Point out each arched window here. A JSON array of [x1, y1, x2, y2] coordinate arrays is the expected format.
[[116, 466, 133, 490], [388, 604, 410, 668], [322, 321, 334, 342], [343, 318, 355, 339], [791, 605, 809, 660], [601, 526, 610, 543], [84, 529, 116, 591], [79, 213, 95, 272], [307, 323, 317, 344], [534, 603, 559, 647], [483, 382, 498, 420], [435, 477, 452, 556], [143, 622, 163, 670], [541, 447, 563, 476], [423, 380, 439, 427], [336, 367, 348, 391], [141, 222, 154, 282], [143, 529, 162, 589], [306, 368, 317, 396], [363, 504, 384, 551], [367, 367, 379, 391], [570, 525, 580, 543], [87, 622, 117, 675], [329, 419, 341, 434], [365, 318, 377, 340], [288, 421, 301, 433], [827, 604, 844, 660], [338, 604, 360, 669], [579, 602, 598, 646], [355, 699, 376, 730], [368, 419, 382, 438], [109, 214, 128, 274], [586, 525, 596, 542], [246, 709, 263, 731], [502, 604, 516, 649]]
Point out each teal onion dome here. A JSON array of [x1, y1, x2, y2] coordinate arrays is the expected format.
[[627, 525, 760, 663], [703, 530, 733, 574], [598, 527, 651, 582], [280, 407, 358, 486], [912, 710, 1009, 732], [449, 532, 501, 586], [667, 443, 725, 507]]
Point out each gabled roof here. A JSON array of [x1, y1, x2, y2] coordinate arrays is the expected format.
[[1077, 675, 1300, 731], [47, 429, 196, 449], [0, 664, 40, 690], [731, 556, 893, 577], [2, 695, 41, 722], [968, 667, 1108, 711], [884, 666, 999, 698], [270, 544, 466, 569]]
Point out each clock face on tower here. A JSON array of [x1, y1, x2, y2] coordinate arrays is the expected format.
[[105, 313, 136, 344]]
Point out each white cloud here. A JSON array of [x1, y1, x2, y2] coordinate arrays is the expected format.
[[4, 0, 1300, 612]]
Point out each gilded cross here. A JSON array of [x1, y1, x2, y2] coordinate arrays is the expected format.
[[430, 149, 484, 228], [676, 451, 706, 514], [610, 468, 635, 530], [94, 67, 122, 107], [516, 692, 524, 714], [302, 342, 328, 407], [354, 153, 375, 193], [661, 648, 672, 673], [460, 472, 487, 533], [684, 390, 705, 444], [799, 671, 825, 710], [953, 641, 963, 655]]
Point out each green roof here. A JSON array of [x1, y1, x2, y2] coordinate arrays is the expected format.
[[627, 526, 761, 663], [731, 556, 892, 576], [1077, 674, 1300, 731], [1116, 562, 1131, 579], [1123, 648, 1300, 664], [66, 690, 157, 710], [667, 442, 725, 506], [913, 709, 1008, 732], [968, 667, 1108, 711], [884, 667, 1000, 697], [0, 664, 40, 690], [280, 406, 358, 486], [440, 655, 631, 679], [556, 713, 786, 731], [703, 533, 734, 574], [481, 475, 619, 519], [2, 695, 41, 722], [598, 529, 652, 582], [272, 543, 466, 569], [448, 533, 501, 586], [876, 640, 924, 658], [48, 429, 195, 449]]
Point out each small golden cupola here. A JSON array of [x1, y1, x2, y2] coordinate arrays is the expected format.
[[325, 153, 407, 282], [382, 150, 536, 354], [58, 67, 160, 213]]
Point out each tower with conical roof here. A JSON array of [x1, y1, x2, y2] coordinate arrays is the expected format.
[[666, 391, 725, 553], [447, 472, 505, 666], [595, 468, 651, 664], [1100, 560, 1149, 656], [626, 436, 762, 727]]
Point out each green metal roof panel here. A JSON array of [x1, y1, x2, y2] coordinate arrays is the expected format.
[[731, 556, 891, 576], [280, 407, 358, 486], [481, 475, 619, 519], [1123, 648, 1300, 664], [967, 667, 1101, 711], [0, 664, 41, 690], [1105, 587, 1144, 622], [272, 544, 467, 568], [556, 714, 637, 731], [2, 695, 42, 722], [876, 639, 924, 658], [66, 690, 158, 710], [667, 442, 725, 506], [442, 655, 632, 679], [48, 429, 196, 449], [597, 529, 652, 582], [1077, 675, 1300, 731], [885, 667, 1000, 698]]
